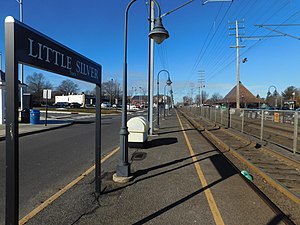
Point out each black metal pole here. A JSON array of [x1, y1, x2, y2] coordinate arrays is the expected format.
[[5, 17, 19, 225], [117, 0, 137, 177], [164, 85, 166, 117], [156, 70, 169, 127], [95, 83, 101, 193], [157, 75, 159, 128], [45, 91, 48, 126]]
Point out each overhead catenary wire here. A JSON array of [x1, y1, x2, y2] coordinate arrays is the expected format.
[[205, 0, 295, 83], [155, 0, 299, 102], [182, 2, 235, 98]]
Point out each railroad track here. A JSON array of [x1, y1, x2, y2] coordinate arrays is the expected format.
[[179, 109, 300, 207]]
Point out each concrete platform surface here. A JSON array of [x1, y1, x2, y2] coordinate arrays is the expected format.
[[18, 110, 290, 225]]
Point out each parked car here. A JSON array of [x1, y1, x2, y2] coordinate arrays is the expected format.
[[53, 102, 69, 108], [101, 102, 112, 108], [68, 102, 82, 108], [281, 106, 290, 110]]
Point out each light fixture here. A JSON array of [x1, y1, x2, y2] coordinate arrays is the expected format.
[[149, 17, 169, 44]]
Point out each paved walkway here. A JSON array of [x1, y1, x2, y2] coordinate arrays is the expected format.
[[16, 110, 290, 225]]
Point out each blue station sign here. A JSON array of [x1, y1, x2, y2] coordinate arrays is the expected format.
[[10, 16, 101, 85]]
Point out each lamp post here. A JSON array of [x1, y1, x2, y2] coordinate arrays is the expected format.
[[130, 86, 136, 108], [267, 85, 278, 108], [164, 78, 172, 117], [116, 0, 169, 179], [110, 78, 113, 106], [170, 86, 174, 108], [292, 92, 296, 109], [164, 85, 173, 116], [156, 70, 171, 128], [139, 87, 145, 108]]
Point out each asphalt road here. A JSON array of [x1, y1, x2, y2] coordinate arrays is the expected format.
[[0, 113, 125, 224]]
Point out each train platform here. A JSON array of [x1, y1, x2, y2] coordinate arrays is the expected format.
[[20, 110, 293, 225]]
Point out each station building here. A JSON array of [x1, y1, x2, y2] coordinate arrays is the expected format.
[[219, 81, 261, 108]]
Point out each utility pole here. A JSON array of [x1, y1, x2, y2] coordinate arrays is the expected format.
[[190, 83, 194, 105], [229, 20, 245, 109], [198, 70, 205, 106]]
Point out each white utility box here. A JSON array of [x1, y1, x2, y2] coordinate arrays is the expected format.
[[127, 116, 149, 143]]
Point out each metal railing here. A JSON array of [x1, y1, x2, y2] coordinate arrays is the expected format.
[[185, 106, 299, 154]]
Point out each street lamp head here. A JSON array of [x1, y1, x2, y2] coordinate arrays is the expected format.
[[166, 78, 172, 86], [149, 17, 169, 44]]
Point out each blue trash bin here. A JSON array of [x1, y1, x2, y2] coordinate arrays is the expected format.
[[30, 109, 40, 124]]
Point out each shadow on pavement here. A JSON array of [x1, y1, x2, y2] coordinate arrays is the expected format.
[[131, 153, 238, 224], [157, 128, 195, 135], [102, 150, 218, 195], [157, 126, 181, 130], [38, 119, 71, 124], [267, 214, 293, 225], [143, 137, 178, 149]]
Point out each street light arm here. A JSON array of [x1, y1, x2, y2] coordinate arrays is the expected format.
[[158, 69, 170, 79], [124, 0, 138, 65], [152, 0, 162, 17], [160, 0, 233, 18], [268, 85, 278, 96], [161, 0, 194, 18]]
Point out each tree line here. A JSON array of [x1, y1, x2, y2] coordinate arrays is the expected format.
[[264, 86, 300, 108], [182, 86, 300, 108], [25, 72, 122, 105]]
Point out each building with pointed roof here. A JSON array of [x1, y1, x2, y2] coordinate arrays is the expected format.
[[221, 81, 261, 108]]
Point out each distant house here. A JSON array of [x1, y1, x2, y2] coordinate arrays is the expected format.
[[130, 95, 148, 107], [220, 82, 261, 108]]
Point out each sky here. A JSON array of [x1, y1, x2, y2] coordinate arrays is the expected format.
[[0, 0, 300, 103]]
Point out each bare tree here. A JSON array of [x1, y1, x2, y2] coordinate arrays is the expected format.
[[183, 96, 191, 106], [195, 91, 209, 104], [56, 79, 79, 95], [26, 72, 53, 105], [210, 92, 223, 103], [102, 79, 121, 104]]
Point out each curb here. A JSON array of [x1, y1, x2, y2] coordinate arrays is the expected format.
[[0, 122, 74, 141]]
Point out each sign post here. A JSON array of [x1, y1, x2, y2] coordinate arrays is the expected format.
[[43, 89, 51, 126], [5, 16, 102, 225]]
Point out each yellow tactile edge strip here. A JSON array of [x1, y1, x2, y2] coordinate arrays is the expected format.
[[19, 147, 120, 225], [176, 111, 225, 225]]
